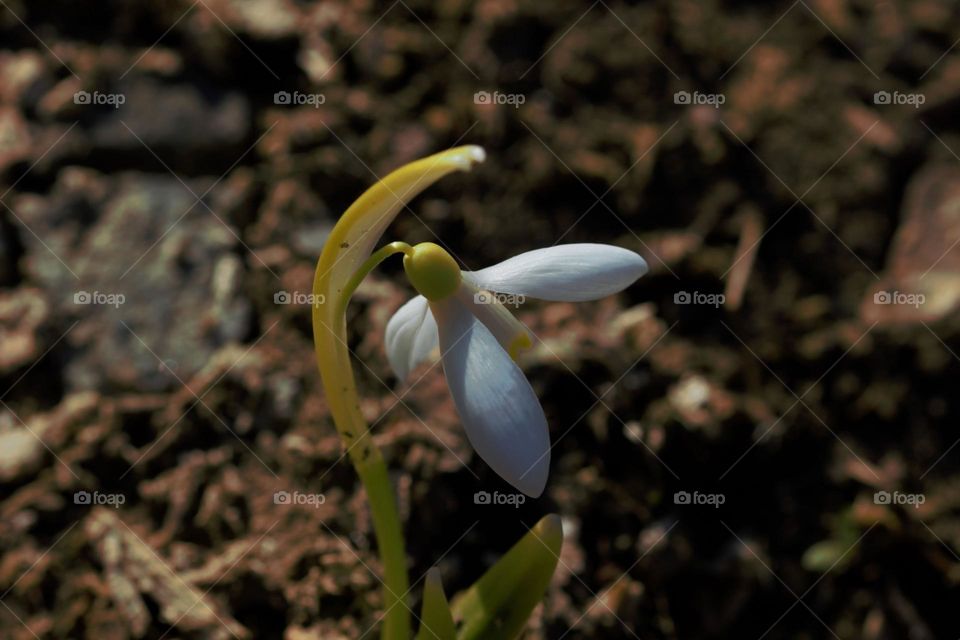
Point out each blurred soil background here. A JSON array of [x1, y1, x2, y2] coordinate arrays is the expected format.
[[2, 0, 960, 638]]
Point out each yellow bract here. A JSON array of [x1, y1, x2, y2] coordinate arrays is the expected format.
[[403, 242, 462, 301]]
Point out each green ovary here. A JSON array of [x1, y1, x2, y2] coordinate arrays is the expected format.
[[403, 242, 461, 301]]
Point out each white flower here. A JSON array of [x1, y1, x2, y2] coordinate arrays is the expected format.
[[385, 243, 648, 497]]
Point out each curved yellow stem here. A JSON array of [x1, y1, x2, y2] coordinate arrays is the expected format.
[[311, 146, 485, 640]]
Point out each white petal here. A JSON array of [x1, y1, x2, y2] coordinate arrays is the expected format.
[[463, 243, 648, 301], [385, 296, 438, 380], [454, 282, 532, 359], [431, 295, 549, 497]]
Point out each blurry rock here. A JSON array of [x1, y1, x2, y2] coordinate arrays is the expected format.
[[79, 76, 250, 171], [0, 426, 44, 482], [0, 50, 51, 107], [12, 167, 104, 286], [16, 170, 252, 391], [667, 374, 735, 434], [0, 287, 49, 373], [299, 32, 338, 83], [0, 391, 98, 481], [861, 164, 960, 325], [291, 221, 333, 257], [250, 179, 331, 257], [204, 0, 302, 39], [669, 375, 710, 413], [210, 254, 251, 342]]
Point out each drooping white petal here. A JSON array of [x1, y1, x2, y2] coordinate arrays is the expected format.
[[431, 295, 549, 497], [384, 295, 438, 380], [463, 243, 648, 302], [453, 282, 532, 359]]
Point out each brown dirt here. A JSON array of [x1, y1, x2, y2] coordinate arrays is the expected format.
[[2, 1, 960, 639]]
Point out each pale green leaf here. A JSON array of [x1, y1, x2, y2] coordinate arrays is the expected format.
[[452, 514, 563, 640]]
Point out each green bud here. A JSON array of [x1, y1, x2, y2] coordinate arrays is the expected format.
[[403, 242, 461, 301]]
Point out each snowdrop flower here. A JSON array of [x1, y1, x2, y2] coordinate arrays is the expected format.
[[386, 242, 648, 497]]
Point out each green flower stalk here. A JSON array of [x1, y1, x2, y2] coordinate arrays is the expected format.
[[311, 145, 643, 638], [312, 146, 486, 640]]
